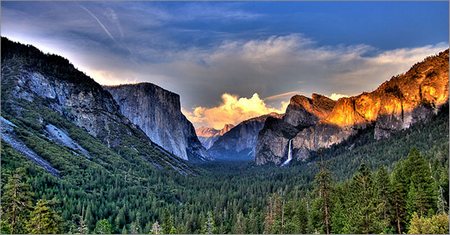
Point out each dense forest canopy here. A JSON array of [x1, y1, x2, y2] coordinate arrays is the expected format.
[[1, 104, 448, 234]]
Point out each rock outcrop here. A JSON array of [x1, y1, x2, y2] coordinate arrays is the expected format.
[[209, 113, 283, 160], [196, 124, 234, 149], [256, 49, 449, 165], [105, 83, 210, 161], [1, 37, 192, 174]]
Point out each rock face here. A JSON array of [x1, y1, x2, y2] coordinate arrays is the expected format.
[[196, 124, 234, 149], [256, 49, 449, 165], [283, 94, 336, 127], [209, 113, 283, 160], [2, 57, 134, 149], [105, 83, 209, 161], [1, 37, 192, 173]]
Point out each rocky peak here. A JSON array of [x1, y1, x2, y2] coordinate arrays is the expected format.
[[256, 49, 449, 165], [196, 124, 234, 149], [208, 113, 283, 160], [283, 94, 336, 127], [196, 124, 234, 138], [196, 127, 220, 138], [219, 124, 235, 135]]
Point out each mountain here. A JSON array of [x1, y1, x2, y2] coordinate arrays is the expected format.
[[1, 37, 193, 175], [208, 113, 283, 160], [196, 124, 234, 149], [256, 49, 449, 165], [104, 83, 209, 161]]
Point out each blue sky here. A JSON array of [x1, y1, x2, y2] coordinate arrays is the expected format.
[[2, 1, 448, 128]]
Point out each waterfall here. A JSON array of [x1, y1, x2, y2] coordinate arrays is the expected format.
[[281, 139, 293, 166]]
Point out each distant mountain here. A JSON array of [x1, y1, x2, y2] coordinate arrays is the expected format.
[[255, 49, 449, 165], [208, 113, 283, 160], [1, 37, 193, 175], [105, 83, 210, 161], [196, 124, 234, 149]]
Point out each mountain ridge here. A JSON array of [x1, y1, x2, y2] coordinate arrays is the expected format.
[[196, 124, 235, 149], [208, 112, 283, 160], [255, 49, 449, 165], [1, 37, 194, 174]]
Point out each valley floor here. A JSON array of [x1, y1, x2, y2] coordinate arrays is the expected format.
[[1, 104, 449, 234]]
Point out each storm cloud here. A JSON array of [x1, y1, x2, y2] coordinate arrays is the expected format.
[[1, 1, 447, 127]]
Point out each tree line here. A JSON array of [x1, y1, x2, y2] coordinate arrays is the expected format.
[[262, 148, 448, 234], [1, 148, 448, 234]]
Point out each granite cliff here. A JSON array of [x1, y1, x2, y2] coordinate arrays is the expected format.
[[209, 113, 283, 160], [105, 83, 210, 161]]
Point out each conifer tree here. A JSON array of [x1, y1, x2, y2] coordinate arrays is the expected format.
[[202, 211, 216, 234], [94, 219, 112, 234], [232, 211, 246, 234], [150, 221, 162, 234], [26, 199, 62, 234], [162, 212, 177, 234], [405, 149, 437, 216], [263, 193, 282, 233], [390, 163, 408, 234], [314, 161, 333, 234], [1, 168, 33, 234], [375, 166, 391, 229], [408, 213, 449, 234], [348, 164, 381, 233]]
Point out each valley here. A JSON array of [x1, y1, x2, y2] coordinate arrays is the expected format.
[[1, 37, 448, 234]]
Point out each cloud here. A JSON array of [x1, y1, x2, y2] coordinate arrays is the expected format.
[[139, 35, 446, 110], [1, 2, 447, 120], [183, 93, 288, 129], [328, 93, 349, 101]]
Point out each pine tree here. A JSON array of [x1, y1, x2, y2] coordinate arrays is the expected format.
[[263, 193, 282, 233], [84, 204, 94, 231], [94, 219, 112, 234], [406, 182, 418, 220], [150, 221, 162, 234], [202, 211, 216, 234], [129, 212, 142, 234], [73, 212, 89, 234], [130, 221, 140, 234], [121, 225, 128, 234], [26, 199, 62, 234], [390, 163, 408, 234], [374, 166, 391, 231], [115, 207, 126, 231], [1, 168, 33, 234], [162, 212, 177, 234], [232, 211, 246, 234], [394, 148, 439, 230], [330, 194, 346, 234], [348, 164, 381, 233], [314, 162, 333, 234], [408, 213, 449, 234]]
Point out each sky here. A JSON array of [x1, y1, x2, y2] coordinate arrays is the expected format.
[[1, 1, 448, 129]]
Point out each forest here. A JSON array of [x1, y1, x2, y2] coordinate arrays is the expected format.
[[1, 104, 448, 234]]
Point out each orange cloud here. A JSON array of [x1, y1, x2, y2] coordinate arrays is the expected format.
[[183, 93, 288, 129], [328, 93, 349, 101]]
